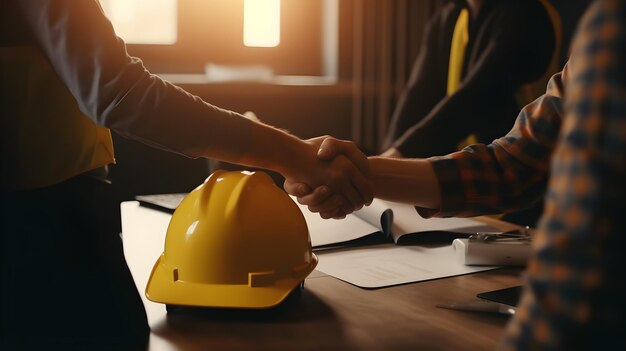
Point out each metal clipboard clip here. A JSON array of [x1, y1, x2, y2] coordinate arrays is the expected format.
[[468, 226, 532, 243]]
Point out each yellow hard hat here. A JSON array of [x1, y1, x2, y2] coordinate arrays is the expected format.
[[145, 170, 318, 309]]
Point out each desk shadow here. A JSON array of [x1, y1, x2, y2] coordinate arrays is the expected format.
[[162, 285, 322, 322], [150, 285, 354, 350]]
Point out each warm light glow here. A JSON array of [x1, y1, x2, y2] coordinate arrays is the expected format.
[[243, 0, 281, 47], [99, 0, 177, 44]]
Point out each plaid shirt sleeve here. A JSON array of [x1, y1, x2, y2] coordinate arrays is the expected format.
[[418, 63, 565, 218], [500, 0, 626, 349]]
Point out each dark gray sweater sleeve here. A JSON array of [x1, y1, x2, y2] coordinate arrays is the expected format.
[[389, 0, 555, 158]]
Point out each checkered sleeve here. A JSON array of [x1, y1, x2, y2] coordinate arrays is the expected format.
[[418, 67, 564, 218], [500, 0, 626, 349]]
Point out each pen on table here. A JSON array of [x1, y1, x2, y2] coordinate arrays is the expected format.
[[436, 300, 517, 316]]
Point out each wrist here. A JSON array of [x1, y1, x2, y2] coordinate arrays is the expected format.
[[368, 156, 440, 208], [279, 137, 318, 182]]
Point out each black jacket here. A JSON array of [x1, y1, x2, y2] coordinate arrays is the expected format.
[[384, 0, 555, 157]]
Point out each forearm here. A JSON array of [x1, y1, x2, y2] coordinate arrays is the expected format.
[[368, 156, 441, 210], [229, 121, 317, 181]]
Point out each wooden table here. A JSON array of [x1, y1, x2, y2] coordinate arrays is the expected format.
[[121, 201, 522, 351]]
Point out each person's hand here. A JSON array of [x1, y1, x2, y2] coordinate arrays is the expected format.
[[302, 136, 372, 218], [288, 183, 355, 219], [284, 136, 372, 219], [308, 137, 372, 217]]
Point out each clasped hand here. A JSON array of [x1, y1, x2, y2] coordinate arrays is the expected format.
[[284, 136, 372, 219]]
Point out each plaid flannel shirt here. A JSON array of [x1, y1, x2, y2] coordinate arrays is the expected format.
[[425, 0, 626, 349]]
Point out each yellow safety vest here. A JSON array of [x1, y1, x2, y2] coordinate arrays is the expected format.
[[1, 46, 115, 191], [449, 1, 562, 149]]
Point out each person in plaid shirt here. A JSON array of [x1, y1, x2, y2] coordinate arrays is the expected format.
[[288, 0, 625, 348]]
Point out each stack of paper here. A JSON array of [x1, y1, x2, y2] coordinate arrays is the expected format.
[[294, 198, 501, 288]]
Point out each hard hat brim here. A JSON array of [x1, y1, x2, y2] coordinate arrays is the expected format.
[[145, 253, 318, 309]]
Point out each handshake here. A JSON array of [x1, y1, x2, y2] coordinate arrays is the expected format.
[[282, 136, 374, 220]]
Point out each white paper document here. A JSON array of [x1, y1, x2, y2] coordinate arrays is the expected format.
[[293, 197, 503, 288], [314, 244, 498, 288]]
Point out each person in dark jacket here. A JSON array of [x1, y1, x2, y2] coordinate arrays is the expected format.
[[382, 0, 559, 158]]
